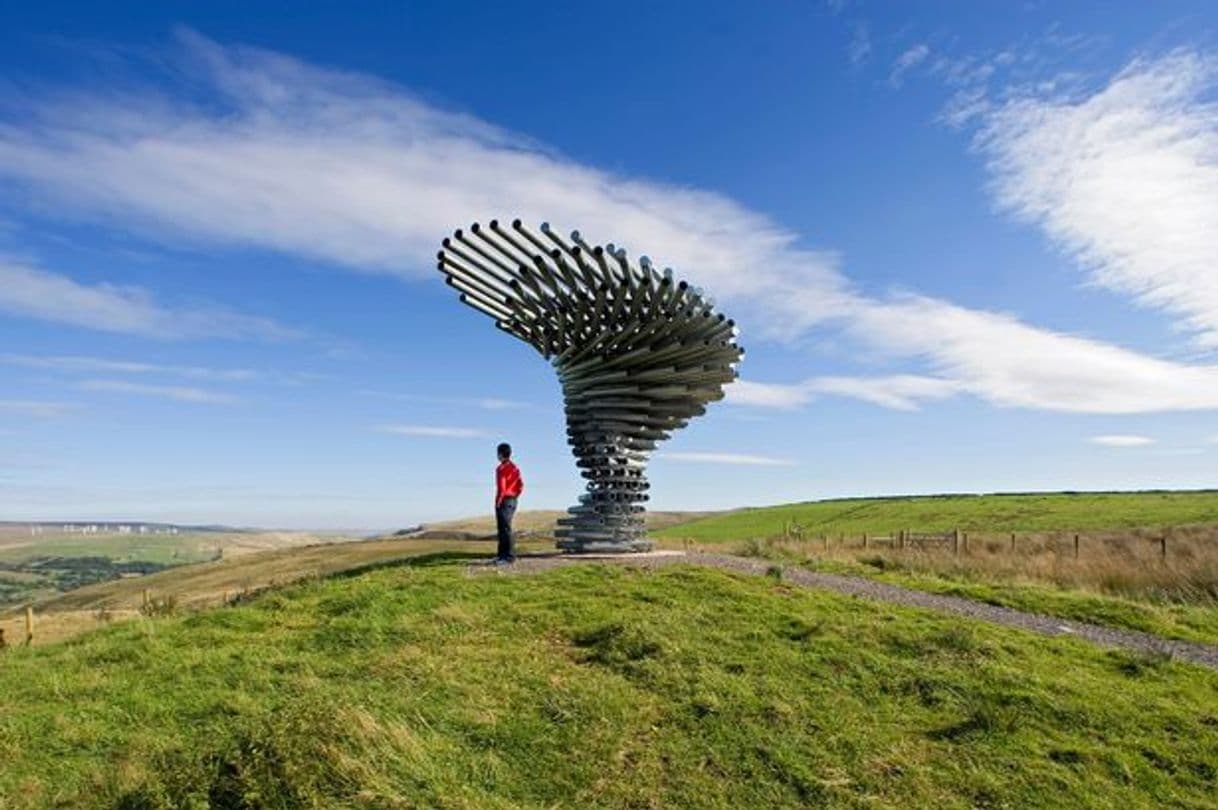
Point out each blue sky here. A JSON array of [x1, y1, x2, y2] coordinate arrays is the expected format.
[[3, 1, 1218, 529]]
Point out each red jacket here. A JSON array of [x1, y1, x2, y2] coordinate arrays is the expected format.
[[495, 460, 523, 507]]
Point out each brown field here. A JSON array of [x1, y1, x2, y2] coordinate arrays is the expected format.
[[730, 526, 1218, 604]]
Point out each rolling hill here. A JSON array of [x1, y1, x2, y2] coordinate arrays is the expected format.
[[653, 490, 1218, 543], [2, 554, 1216, 807]]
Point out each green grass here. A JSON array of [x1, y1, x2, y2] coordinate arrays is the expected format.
[[654, 491, 1218, 542], [2, 554, 1217, 808]]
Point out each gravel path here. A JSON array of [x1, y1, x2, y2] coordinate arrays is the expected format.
[[469, 551, 1218, 670]]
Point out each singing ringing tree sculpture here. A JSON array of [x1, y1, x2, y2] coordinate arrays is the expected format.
[[437, 220, 743, 553]]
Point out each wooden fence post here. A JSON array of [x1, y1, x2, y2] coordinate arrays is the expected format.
[[822, 534, 828, 550], [1160, 536, 1167, 562], [24, 606, 34, 646], [962, 532, 969, 554], [1073, 534, 1080, 559], [862, 532, 869, 549], [142, 588, 151, 610], [953, 528, 961, 556], [1010, 532, 1016, 552]]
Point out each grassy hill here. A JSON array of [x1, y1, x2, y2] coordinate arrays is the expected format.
[[653, 490, 1218, 543], [1, 553, 1216, 808], [414, 509, 717, 538], [0, 537, 548, 648], [0, 530, 363, 612]]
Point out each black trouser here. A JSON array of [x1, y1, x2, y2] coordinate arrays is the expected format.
[[496, 497, 517, 560]]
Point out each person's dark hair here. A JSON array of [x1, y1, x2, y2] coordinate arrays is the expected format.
[[497, 442, 512, 459]]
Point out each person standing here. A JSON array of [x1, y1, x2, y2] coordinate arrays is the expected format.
[[494, 442, 523, 564]]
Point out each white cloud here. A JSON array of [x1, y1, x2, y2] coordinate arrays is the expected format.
[[0, 30, 852, 340], [360, 391, 529, 410], [848, 23, 872, 67], [727, 374, 959, 411], [0, 258, 294, 340], [80, 379, 241, 404], [726, 380, 817, 409], [1, 353, 259, 381], [1090, 434, 1154, 447], [0, 400, 76, 418], [375, 424, 486, 439], [845, 295, 1218, 413], [890, 44, 931, 88], [1, 353, 325, 385], [659, 452, 796, 467], [734, 292, 1218, 414], [978, 49, 1218, 348], [7, 34, 1218, 416]]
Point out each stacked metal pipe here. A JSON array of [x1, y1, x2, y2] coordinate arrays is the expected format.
[[437, 219, 743, 553]]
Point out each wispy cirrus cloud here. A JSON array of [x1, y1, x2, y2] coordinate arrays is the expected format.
[[360, 390, 529, 410], [80, 379, 241, 404], [6, 33, 1218, 415], [728, 374, 959, 411], [374, 424, 486, 439], [659, 452, 796, 467], [1, 353, 258, 381], [890, 43, 931, 87], [978, 49, 1218, 349], [1090, 434, 1154, 447], [845, 296, 1218, 414], [0, 353, 326, 385], [0, 258, 295, 340], [0, 399, 77, 418], [848, 22, 872, 67]]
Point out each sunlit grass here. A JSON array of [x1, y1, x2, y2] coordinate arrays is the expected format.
[[1, 556, 1216, 807]]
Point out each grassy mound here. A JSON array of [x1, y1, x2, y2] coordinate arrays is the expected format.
[[1, 554, 1216, 808]]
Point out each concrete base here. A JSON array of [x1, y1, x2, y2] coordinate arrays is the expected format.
[[546, 548, 684, 561], [555, 537, 655, 554]]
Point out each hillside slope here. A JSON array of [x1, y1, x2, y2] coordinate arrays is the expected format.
[[654, 491, 1218, 543], [0, 537, 544, 647], [413, 509, 718, 538], [1, 556, 1215, 807]]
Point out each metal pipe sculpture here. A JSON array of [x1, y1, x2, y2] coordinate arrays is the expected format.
[[437, 220, 743, 553]]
